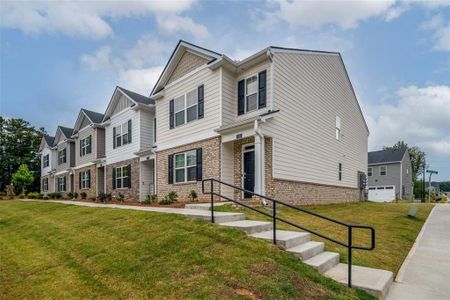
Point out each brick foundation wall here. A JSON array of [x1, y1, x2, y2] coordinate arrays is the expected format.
[[74, 164, 97, 199], [156, 137, 221, 202], [106, 157, 140, 201]]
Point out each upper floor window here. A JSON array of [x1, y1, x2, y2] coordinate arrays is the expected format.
[[175, 89, 198, 127], [113, 120, 132, 149], [80, 135, 92, 157], [335, 116, 341, 140], [58, 148, 66, 165], [380, 166, 387, 176], [43, 154, 49, 168], [367, 167, 373, 177], [238, 70, 266, 116]]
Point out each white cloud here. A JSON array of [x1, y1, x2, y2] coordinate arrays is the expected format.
[[125, 36, 171, 68], [421, 15, 450, 51], [80, 46, 118, 71], [0, 1, 196, 39], [156, 14, 209, 40], [366, 85, 450, 157], [264, 0, 397, 29], [118, 67, 164, 95]]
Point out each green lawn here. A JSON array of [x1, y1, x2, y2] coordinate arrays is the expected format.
[[216, 202, 433, 275], [0, 201, 374, 300]]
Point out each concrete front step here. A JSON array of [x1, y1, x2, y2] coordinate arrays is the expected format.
[[304, 251, 340, 273], [219, 220, 273, 234], [185, 202, 231, 211], [325, 263, 393, 299], [286, 241, 325, 260], [249, 230, 310, 249]]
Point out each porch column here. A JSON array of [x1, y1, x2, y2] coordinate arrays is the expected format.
[[254, 128, 265, 196]]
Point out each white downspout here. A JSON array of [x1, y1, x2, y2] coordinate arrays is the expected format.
[[254, 119, 267, 205]]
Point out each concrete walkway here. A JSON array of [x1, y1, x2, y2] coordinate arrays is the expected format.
[[20, 200, 245, 223], [387, 204, 450, 300]]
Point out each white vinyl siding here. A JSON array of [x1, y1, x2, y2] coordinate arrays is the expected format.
[[41, 146, 53, 174], [261, 52, 368, 188], [140, 109, 155, 150], [156, 67, 220, 150]]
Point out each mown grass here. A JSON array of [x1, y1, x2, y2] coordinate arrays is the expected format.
[[216, 202, 433, 276], [0, 201, 374, 299]]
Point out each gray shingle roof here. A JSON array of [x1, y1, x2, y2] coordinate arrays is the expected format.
[[43, 135, 55, 146], [58, 126, 74, 139], [368, 148, 407, 164], [118, 86, 155, 105], [81, 109, 104, 124]]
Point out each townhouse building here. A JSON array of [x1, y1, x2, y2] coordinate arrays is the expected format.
[[41, 40, 369, 205], [38, 135, 56, 194], [53, 126, 75, 195], [71, 109, 106, 199]]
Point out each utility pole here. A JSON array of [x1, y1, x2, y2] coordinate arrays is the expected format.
[[426, 170, 438, 203], [422, 159, 426, 202]]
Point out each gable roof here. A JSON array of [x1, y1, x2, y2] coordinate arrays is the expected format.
[[82, 109, 104, 124], [102, 86, 154, 122], [368, 148, 408, 165], [44, 135, 55, 147]]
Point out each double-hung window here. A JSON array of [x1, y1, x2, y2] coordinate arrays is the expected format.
[[380, 166, 387, 176], [335, 116, 341, 140], [80, 135, 92, 156], [58, 177, 66, 192], [43, 154, 49, 168], [114, 121, 130, 148], [43, 178, 48, 191], [115, 166, 129, 189], [175, 150, 197, 183], [58, 148, 66, 165], [367, 167, 373, 177], [245, 75, 258, 113], [80, 171, 90, 189], [174, 88, 198, 128]]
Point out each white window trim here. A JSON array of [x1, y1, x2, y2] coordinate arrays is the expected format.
[[58, 177, 66, 192], [43, 154, 49, 168], [80, 136, 91, 157], [380, 165, 387, 176], [114, 121, 130, 148], [80, 171, 90, 189], [43, 178, 48, 191], [367, 167, 373, 177], [173, 88, 199, 128], [58, 148, 66, 165], [115, 166, 129, 189], [174, 150, 197, 183], [244, 73, 258, 114]]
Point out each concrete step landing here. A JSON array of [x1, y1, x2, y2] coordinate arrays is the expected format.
[[304, 251, 340, 273], [185, 202, 231, 211], [286, 241, 325, 260], [249, 230, 310, 249], [325, 263, 393, 299], [219, 220, 273, 234]]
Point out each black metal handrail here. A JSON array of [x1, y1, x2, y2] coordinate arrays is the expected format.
[[202, 178, 375, 288]]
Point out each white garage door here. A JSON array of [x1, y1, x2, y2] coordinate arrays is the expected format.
[[368, 186, 395, 202]]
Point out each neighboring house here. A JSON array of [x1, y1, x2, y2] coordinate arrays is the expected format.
[[150, 40, 369, 204], [53, 126, 75, 195], [102, 86, 156, 201], [367, 148, 413, 201], [38, 135, 56, 195], [71, 109, 106, 199]]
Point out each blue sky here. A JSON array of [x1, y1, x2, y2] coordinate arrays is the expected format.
[[1, 1, 449, 180]]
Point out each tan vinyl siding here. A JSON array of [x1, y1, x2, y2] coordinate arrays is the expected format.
[[96, 128, 105, 158], [156, 67, 221, 149], [262, 52, 368, 188], [55, 141, 72, 173], [167, 51, 209, 84], [221, 60, 272, 127], [75, 126, 96, 166]]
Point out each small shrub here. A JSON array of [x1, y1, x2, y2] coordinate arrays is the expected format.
[[80, 192, 87, 199], [188, 190, 198, 202], [27, 192, 41, 199], [67, 192, 74, 199], [159, 191, 178, 205], [48, 192, 62, 199], [37, 193, 44, 199], [18, 193, 26, 199], [73, 192, 78, 199], [118, 193, 125, 202], [143, 194, 157, 204], [96, 192, 106, 202]]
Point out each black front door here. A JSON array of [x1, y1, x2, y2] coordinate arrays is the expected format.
[[243, 150, 255, 198]]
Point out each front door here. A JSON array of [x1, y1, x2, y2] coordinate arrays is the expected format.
[[243, 149, 255, 198]]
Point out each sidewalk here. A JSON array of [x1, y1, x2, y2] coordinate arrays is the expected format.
[[387, 204, 450, 300]]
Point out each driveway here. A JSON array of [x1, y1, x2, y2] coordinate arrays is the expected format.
[[387, 204, 450, 299]]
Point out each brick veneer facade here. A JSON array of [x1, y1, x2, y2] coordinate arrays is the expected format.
[[156, 137, 221, 202], [233, 136, 360, 205], [74, 164, 97, 199], [106, 157, 140, 201]]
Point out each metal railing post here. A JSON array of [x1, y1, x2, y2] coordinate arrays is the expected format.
[[210, 179, 214, 223], [272, 201, 277, 244], [348, 226, 352, 288]]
